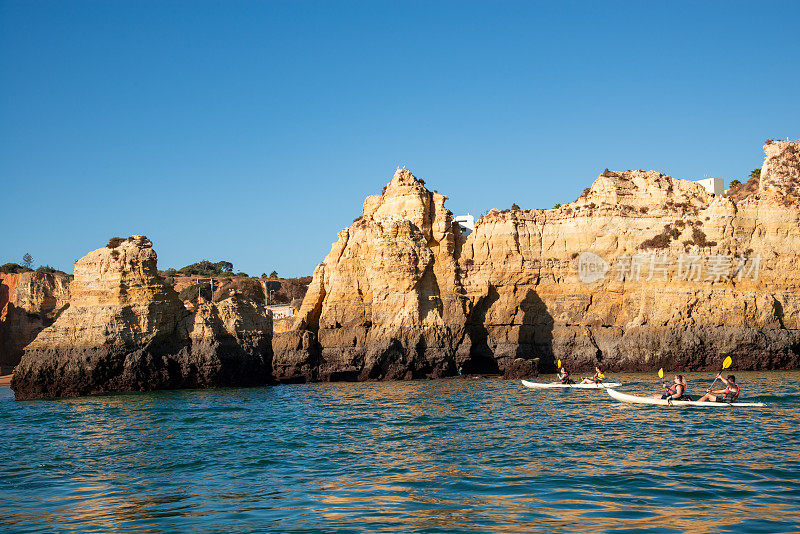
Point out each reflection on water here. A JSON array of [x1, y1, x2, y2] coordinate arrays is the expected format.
[[1, 372, 799, 532]]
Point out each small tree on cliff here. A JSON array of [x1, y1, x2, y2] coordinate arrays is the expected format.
[[749, 168, 761, 180], [22, 253, 33, 269], [269, 271, 278, 278]]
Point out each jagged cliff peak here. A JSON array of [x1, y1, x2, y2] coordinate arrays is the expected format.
[[760, 139, 800, 196], [361, 167, 453, 241], [389, 166, 426, 189]]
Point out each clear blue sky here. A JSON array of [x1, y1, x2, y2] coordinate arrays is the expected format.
[[2, 1, 798, 277]]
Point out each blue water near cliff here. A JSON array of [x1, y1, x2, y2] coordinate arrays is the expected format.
[[1, 372, 800, 533]]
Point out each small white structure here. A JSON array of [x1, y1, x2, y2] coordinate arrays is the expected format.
[[454, 214, 475, 236], [695, 178, 724, 196], [267, 305, 295, 319]]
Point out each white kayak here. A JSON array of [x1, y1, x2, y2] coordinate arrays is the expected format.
[[521, 380, 622, 389], [606, 388, 765, 407]]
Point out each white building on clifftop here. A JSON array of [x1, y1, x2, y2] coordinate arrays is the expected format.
[[695, 177, 724, 196], [454, 214, 475, 236]]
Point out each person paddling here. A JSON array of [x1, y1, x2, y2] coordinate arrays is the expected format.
[[652, 375, 690, 401], [696, 374, 740, 403], [556, 367, 573, 385], [579, 366, 604, 384]]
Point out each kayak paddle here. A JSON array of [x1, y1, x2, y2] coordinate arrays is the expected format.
[[707, 356, 733, 392]]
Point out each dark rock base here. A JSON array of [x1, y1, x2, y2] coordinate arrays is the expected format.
[[12, 340, 273, 400], [271, 324, 800, 383]]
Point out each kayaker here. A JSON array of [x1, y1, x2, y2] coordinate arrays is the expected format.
[[652, 375, 690, 401], [579, 366, 603, 384], [696, 374, 740, 403], [556, 367, 573, 384]]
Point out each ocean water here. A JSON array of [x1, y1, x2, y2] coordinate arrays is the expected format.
[[1, 372, 799, 533]]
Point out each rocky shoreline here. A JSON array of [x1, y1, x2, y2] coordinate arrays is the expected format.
[[6, 140, 800, 399]]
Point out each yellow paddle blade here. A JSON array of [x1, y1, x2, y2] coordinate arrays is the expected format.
[[599, 373, 605, 379], [658, 368, 664, 379], [557, 359, 562, 369], [722, 356, 733, 370]]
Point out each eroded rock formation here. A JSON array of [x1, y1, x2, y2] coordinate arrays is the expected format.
[[12, 237, 272, 399], [0, 271, 71, 373], [274, 141, 800, 381]]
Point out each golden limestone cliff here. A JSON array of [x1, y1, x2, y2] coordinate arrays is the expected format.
[[12, 237, 273, 399], [274, 168, 471, 381], [0, 271, 71, 373], [274, 141, 800, 382]]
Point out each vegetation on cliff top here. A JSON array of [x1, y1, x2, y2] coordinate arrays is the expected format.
[[177, 260, 235, 277], [1, 262, 66, 276], [726, 169, 760, 202], [1, 263, 32, 274], [106, 237, 125, 249]]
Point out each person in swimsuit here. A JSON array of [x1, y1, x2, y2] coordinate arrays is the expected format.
[[579, 366, 603, 384], [696, 374, 740, 403]]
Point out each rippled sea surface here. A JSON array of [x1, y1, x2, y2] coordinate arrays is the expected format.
[[2, 372, 800, 533]]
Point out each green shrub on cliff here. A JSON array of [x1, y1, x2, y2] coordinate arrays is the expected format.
[[0, 263, 32, 274], [639, 233, 671, 249], [178, 282, 212, 303], [107, 237, 125, 249], [726, 167, 762, 202], [178, 260, 235, 277], [684, 227, 717, 248], [35, 265, 64, 274], [639, 224, 681, 249]]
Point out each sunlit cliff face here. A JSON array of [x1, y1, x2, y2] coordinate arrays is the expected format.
[[276, 141, 800, 381]]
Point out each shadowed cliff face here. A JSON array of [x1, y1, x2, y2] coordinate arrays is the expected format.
[[0, 271, 71, 373], [12, 237, 273, 400], [275, 141, 800, 382]]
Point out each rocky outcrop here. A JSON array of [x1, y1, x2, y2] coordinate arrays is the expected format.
[[0, 271, 71, 373], [273, 168, 475, 382], [760, 139, 800, 197], [275, 141, 800, 381], [12, 237, 272, 400]]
